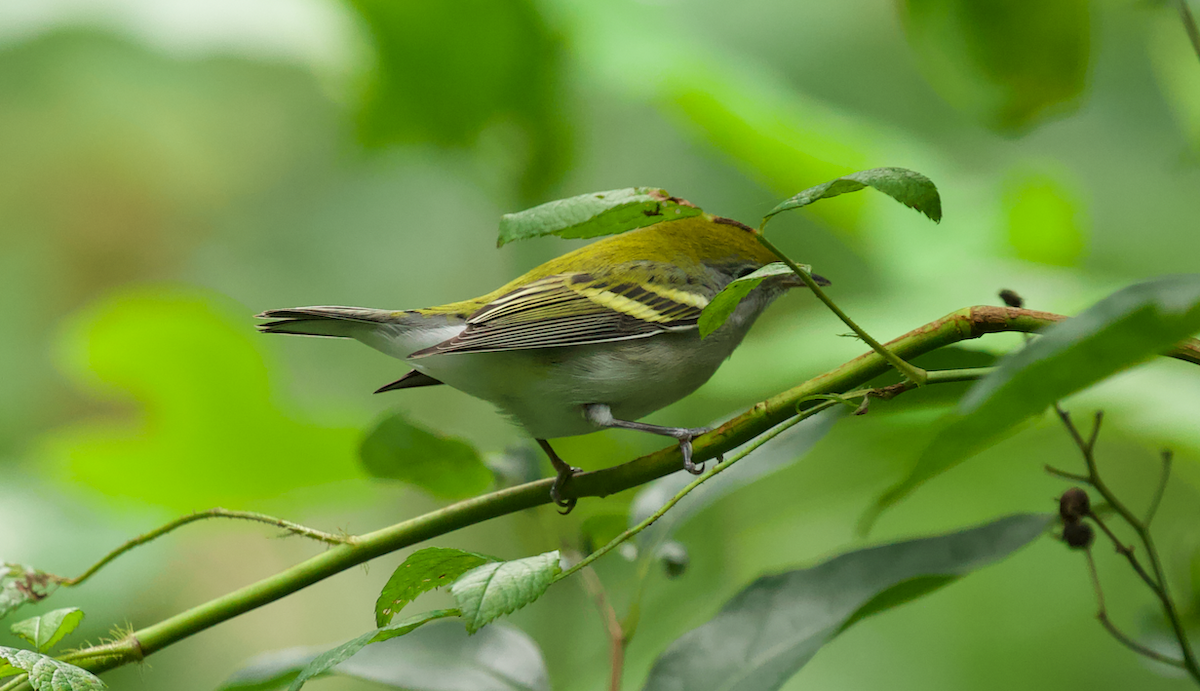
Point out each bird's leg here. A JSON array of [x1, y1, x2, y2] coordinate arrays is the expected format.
[[537, 438, 579, 514], [584, 404, 711, 475]]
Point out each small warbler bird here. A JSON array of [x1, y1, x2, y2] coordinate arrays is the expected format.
[[257, 214, 827, 512]]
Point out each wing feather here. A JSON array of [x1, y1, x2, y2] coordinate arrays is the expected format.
[[408, 272, 708, 357]]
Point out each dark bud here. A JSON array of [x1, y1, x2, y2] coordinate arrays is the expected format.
[[998, 289, 1024, 309], [1059, 487, 1091, 523], [657, 541, 689, 578], [1063, 521, 1094, 549]]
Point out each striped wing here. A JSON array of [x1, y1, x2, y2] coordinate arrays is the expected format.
[[408, 272, 709, 357]]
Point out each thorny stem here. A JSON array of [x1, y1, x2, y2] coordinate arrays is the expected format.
[[58, 508, 355, 587], [753, 229, 929, 385], [43, 306, 1200, 680], [1053, 405, 1200, 682]]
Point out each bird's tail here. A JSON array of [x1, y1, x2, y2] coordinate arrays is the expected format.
[[255, 306, 401, 338]]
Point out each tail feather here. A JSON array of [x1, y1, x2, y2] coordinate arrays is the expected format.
[[256, 306, 400, 338]]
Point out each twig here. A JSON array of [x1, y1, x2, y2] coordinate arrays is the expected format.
[[55, 306, 1200, 678], [1144, 450, 1172, 526], [1085, 548, 1186, 668], [575, 561, 626, 691], [58, 508, 355, 587]]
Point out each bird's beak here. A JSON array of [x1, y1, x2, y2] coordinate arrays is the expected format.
[[779, 272, 832, 289]]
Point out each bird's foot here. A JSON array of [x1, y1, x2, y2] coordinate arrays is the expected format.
[[550, 462, 581, 514], [675, 426, 712, 475]]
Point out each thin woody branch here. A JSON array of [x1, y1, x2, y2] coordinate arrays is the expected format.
[[48, 305, 1200, 680]]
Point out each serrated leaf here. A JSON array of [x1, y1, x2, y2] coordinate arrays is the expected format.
[[11, 608, 84, 653], [0, 646, 105, 691], [0, 564, 59, 621], [222, 621, 549, 691], [765, 167, 941, 223], [360, 412, 492, 500], [376, 548, 495, 627], [496, 188, 702, 246], [630, 407, 844, 547], [450, 552, 562, 634], [642, 514, 1049, 691], [865, 275, 1200, 529], [286, 609, 458, 691], [699, 263, 808, 337]]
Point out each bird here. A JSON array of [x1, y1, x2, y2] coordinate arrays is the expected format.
[[256, 214, 827, 512]]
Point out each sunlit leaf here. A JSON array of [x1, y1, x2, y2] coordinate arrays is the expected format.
[[0, 564, 58, 621], [346, 0, 568, 198], [376, 548, 495, 627], [867, 275, 1200, 529], [360, 413, 492, 500], [450, 552, 561, 634], [900, 0, 1090, 131], [287, 609, 458, 691], [0, 647, 104, 690], [765, 167, 941, 223], [629, 408, 844, 546], [221, 621, 549, 691], [496, 188, 702, 246], [699, 263, 808, 337], [642, 514, 1049, 691], [1004, 170, 1087, 267], [11, 608, 84, 653]]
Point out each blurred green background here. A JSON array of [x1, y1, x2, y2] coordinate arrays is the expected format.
[[2, 0, 1200, 689]]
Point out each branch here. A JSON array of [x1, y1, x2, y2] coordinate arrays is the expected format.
[[63, 305, 1200, 678]]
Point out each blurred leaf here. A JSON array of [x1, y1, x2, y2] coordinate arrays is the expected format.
[[222, 621, 548, 691], [630, 408, 844, 546], [868, 275, 1200, 528], [360, 412, 492, 500], [496, 188, 702, 246], [700, 263, 808, 337], [0, 565, 58, 621], [346, 0, 568, 198], [900, 0, 1090, 131], [42, 289, 360, 509], [579, 513, 628, 553], [1004, 170, 1087, 267], [450, 551, 561, 634], [376, 548, 495, 627], [10, 608, 83, 653], [287, 609, 459, 691], [1150, 11, 1200, 151], [485, 445, 543, 487], [642, 514, 1049, 691], [0, 647, 104, 690], [765, 167, 941, 223]]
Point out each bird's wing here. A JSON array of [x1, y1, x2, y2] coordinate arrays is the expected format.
[[407, 272, 710, 357]]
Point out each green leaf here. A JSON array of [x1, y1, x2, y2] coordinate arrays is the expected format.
[[10, 608, 84, 653], [496, 188, 703, 247], [0, 646, 105, 691], [699, 263, 808, 338], [376, 548, 495, 627], [765, 167, 941, 223], [286, 609, 458, 691], [641, 514, 1049, 691], [222, 621, 549, 691], [360, 412, 492, 500], [900, 0, 1090, 131], [450, 552, 562, 634], [629, 407, 844, 546], [866, 275, 1200, 528], [0, 564, 58, 621], [345, 0, 568, 199]]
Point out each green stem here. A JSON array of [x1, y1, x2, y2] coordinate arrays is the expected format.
[[753, 232, 928, 385], [59, 508, 354, 587], [555, 400, 839, 585], [64, 306, 1200, 678]]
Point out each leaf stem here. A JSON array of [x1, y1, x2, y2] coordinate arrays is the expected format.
[[753, 230, 928, 385], [1084, 548, 1186, 668], [59, 508, 355, 587], [60, 307, 1200, 678]]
